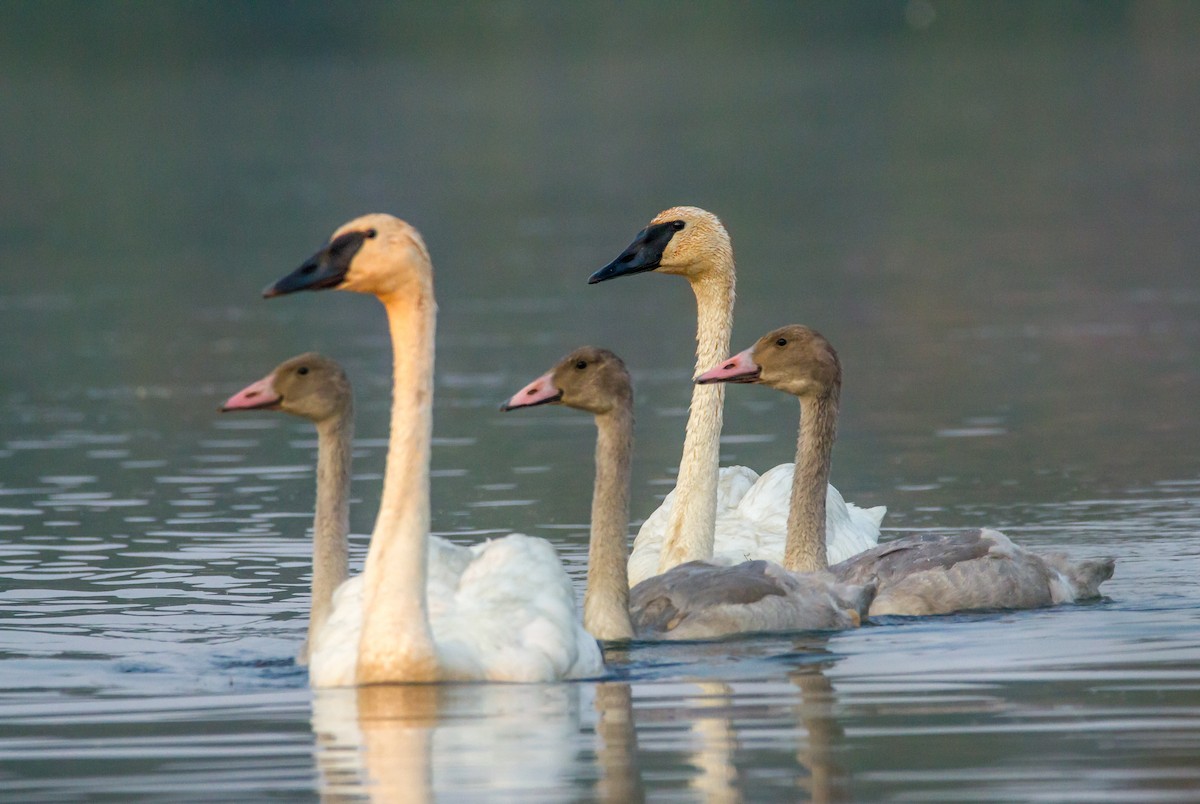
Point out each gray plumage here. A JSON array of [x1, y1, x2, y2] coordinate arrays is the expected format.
[[830, 528, 1115, 616], [630, 560, 876, 639], [699, 324, 1116, 620]]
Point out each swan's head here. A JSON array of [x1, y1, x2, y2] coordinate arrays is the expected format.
[[697, 325, 840, 399], [221, 352, 352, 424], [588, 206, 731, 284], [264, 214, 432, 300], [500, 346, 632, 416]]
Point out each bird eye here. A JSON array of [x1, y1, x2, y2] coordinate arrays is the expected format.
[[575, 360, 587, 370], [365, 228, 377, 238], [775, 338, 788, 347], [671, 220, 685, 231], [297, 366, 310, 375]]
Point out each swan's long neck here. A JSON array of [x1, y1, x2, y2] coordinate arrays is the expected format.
[[356, 283, 439, 683], [783, 388, 838, 574], [585, 406, 634, 641], [306, 412, 353, 664], [657, 267, 735, 573]]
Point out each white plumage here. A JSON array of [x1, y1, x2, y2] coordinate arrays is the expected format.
[[591, 207, 885, 581], [628, 464, 886, 587], [309, 534, 602, 688], [265, 213, 604, 686]]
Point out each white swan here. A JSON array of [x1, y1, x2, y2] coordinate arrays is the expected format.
[[262, 214, 602, 685], [589, 206, 884, 586], [697, 324, 1116, 616], [502, 346, 873, 640]]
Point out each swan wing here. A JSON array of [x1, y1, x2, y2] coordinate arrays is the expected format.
[[635, 463, 884, 575], [627, 465, 760, 586], [824, 483, 886, 563], [309, 536, 469, 687], [309, 535, 601, 686], [629, 559, 872, 639], [628, 464, 884, 586], [734, 464, 884, 564], [309, 573, 366, 688], [830, 528, 1113, 615], [432, 534, 603, 682]]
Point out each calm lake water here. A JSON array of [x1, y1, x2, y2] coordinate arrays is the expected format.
[[2, 2, 1199, 801]]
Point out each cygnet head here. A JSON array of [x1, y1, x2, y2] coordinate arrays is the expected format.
[[588, 206, 731, 284], [264, 214, 432, 300], [222, 352, 352, 424], [500, 347, 632, 416], [696, 325, 841, 400]]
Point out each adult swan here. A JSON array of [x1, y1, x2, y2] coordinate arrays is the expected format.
[[264, 214, 602, 686], [590, 207, 884, 585]]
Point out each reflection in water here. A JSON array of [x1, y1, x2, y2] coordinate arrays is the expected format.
[[594, 682, 645, 804], [689, 681, 742, 804], [313, 683, 583, 803], [314, 685, 440, 804], [791, 666, 849, 804], [309, 646, 855, 802], [681, 649, 851, 804], [2, 2, 1200, 799]]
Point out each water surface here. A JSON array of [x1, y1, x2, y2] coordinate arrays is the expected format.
[[2, 3, 1199, 801]]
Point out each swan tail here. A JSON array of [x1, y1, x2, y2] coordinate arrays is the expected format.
[[839, 578, 877, 625], [862, 505, 887, 528], [841, 502, 887, 533], [1040, 552, 1115, 601], [1066, 557, 1116, 599], [827, 501, 887, 564]]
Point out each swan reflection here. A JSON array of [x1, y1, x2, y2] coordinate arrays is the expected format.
[[593, 682, 645, 804], [678, 664, 848, 804], [312, 639, 850, 802], [667, 639, 851, 803], [313, 683, 583, 802]]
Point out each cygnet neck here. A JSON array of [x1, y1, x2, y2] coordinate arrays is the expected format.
[[585, 405, 635, 640], [783, 387, 838, 574], [306, 410, 353, 664]]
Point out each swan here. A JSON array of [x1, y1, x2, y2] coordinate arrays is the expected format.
[[219, 353, 478, 664], [589, 206, 884, 586], [221, 352, 353, 665], [500, 346, 635, 641], [262, 213, 602, 685], [697, 324, 1116, 616], [502, 347, 874, 640]]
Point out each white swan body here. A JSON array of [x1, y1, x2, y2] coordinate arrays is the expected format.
[[627, 465, 885, 587], [310, 534, 600, 687], [591, 207, 882, 580], [266, 213, 602, 685]]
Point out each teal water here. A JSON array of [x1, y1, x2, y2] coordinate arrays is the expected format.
[[2, 2, 1199, 801]]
